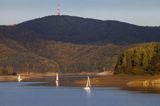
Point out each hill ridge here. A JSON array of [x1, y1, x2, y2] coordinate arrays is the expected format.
[[13, 15, 160, 44]]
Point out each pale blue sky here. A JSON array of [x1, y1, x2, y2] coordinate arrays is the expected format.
[[0, 0, 160, 26]]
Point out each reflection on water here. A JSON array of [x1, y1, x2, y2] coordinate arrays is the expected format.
[[85, 91, 92, 106], [86, 89, 91, 96], [0, 82, 160, 106], [84, 89, 92, 98]]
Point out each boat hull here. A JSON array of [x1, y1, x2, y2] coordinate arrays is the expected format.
[[84, 87, 91, 91]]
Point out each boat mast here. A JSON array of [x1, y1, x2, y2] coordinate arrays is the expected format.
[[56, 72, 59, 87], [88, 76, 91, 87], [86, 76, 90, 87]]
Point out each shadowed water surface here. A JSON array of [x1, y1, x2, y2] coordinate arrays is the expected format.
[[0, 82, 160, 106]]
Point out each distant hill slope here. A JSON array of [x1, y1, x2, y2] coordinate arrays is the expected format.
[[0, 37, 59, 75], [0, 36, 125, 74], [16, 15, 160, 44], [115, 42, 160, 75], [25, 41, 124, 72]]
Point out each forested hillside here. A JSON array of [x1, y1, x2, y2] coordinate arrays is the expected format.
[[0, 38, 59, 75], [115, 43, 160, 75], [25, 41, 124, 73], [0, 36, 124, 75]]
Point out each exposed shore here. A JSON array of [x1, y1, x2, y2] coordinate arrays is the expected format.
[[75, 74, 160, 92], [0, 72, 96, 83], [1, 73, 160, 92]]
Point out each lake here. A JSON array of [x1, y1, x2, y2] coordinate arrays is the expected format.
[[0, 82, 160, 106]]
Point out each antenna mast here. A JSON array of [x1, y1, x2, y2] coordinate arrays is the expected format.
[[56, 0, 61, 15]]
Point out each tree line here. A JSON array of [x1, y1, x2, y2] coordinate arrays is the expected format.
[[115, 42, 160, 75]]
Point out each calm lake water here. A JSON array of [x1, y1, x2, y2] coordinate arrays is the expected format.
[[0, 82, 160, 106]]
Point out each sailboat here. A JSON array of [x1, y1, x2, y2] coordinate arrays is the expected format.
[[56, 72, 59, 87], [18, 75, 22, 82], [84, 76, 91, 91]]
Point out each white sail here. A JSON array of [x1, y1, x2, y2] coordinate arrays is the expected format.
[[86, 76, 91, 87], [84, 76, 91, 91], [88, 76, 91, 87], [56, 72, 59, 87], [18, 75, 22, 82]]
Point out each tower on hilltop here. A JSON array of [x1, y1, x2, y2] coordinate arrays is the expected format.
[[56, 0, 61, 16]]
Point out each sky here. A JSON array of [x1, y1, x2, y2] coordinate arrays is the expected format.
[[0, 0, 160, 26]]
